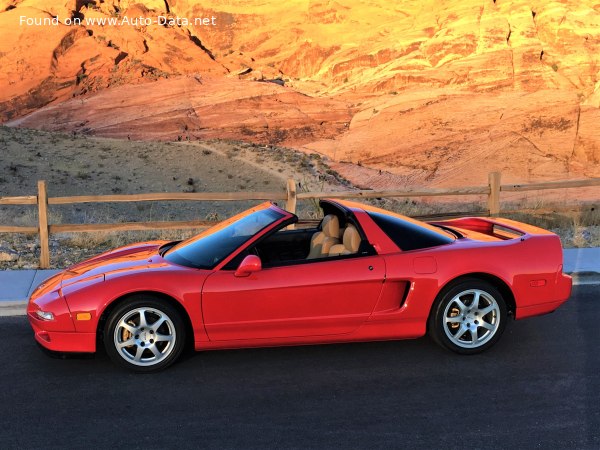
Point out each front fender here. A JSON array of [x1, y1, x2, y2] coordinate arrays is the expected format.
[[63, 269, 211, 342]]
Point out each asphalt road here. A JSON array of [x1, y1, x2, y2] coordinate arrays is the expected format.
[[0, 286, 598, 450]]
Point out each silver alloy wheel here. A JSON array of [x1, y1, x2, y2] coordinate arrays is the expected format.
[[442, 289, 500, 349], [113, 307, 177, 367]]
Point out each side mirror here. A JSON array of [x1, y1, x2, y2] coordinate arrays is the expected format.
[[234, 255, 262, 277]]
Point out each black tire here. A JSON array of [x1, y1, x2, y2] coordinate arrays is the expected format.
[[428, 278, 507, 355], [104, 296, 186, 372]]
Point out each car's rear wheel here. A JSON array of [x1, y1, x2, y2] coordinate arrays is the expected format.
[[104, 296, 186, 372], [429, 279, 507, 354]]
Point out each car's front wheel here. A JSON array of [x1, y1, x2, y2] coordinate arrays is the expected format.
[[428, 279, 507, 354], [104, 296, 186, 372]]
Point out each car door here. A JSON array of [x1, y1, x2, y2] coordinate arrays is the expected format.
[[201, 255, 386, 341]]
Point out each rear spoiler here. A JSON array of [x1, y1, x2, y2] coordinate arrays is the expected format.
[[428, 217, 554, 239]]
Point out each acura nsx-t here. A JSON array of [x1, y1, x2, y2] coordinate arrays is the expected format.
[[28, 200, 572, 372]]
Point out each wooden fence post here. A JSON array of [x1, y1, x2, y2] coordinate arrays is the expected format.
[[286, 178, 297, 229], [488, 172, 501, 216], [37, 180, 50, 269]]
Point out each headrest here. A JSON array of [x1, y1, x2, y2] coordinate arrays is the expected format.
[[343, 225, 361, 252], [321, 214, 340, 238]]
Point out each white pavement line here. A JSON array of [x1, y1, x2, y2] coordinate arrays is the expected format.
[[0, 301, 26, 317], [573, 279, 600, 286]]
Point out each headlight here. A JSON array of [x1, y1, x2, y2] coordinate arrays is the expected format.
[[35, 310, 55, 321]]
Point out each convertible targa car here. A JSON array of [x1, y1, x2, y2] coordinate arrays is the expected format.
[[28, 200, 572, 371]]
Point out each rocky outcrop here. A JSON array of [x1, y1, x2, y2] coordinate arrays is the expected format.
[[1, 0, 599, 187], [305, 88, 600, 187], [0, 1, 226, 121], [6, 75, 352, 147]]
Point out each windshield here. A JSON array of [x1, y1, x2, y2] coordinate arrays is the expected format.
[[164, 207, 284, 269]]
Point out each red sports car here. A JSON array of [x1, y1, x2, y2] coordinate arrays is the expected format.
[[28, 200, 572, 372]]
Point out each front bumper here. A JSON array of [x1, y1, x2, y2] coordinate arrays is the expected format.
[[29, 315, 96, 353], [27, 283, 96, 353]]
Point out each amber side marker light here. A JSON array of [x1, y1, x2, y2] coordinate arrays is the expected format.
[[76, 312, 92, 321]]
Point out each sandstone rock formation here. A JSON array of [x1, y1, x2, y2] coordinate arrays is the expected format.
[[0, 0, 226, 121], [1, 0, 599, 187], [7, 75, 352, 145], [306, 88, 600, 187]]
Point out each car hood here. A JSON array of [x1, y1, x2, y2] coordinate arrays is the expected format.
[[60, 240, 172, 287]]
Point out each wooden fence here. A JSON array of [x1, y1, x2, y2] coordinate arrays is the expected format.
[[0, 172, 598, 268]]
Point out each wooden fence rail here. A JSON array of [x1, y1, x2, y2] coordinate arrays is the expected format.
[[48, 191, 288, 205], [0, 172, 598, 268]]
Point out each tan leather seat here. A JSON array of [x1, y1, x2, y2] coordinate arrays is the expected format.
[[328, 225, 361, 256], [307, 215, 340, 259]]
